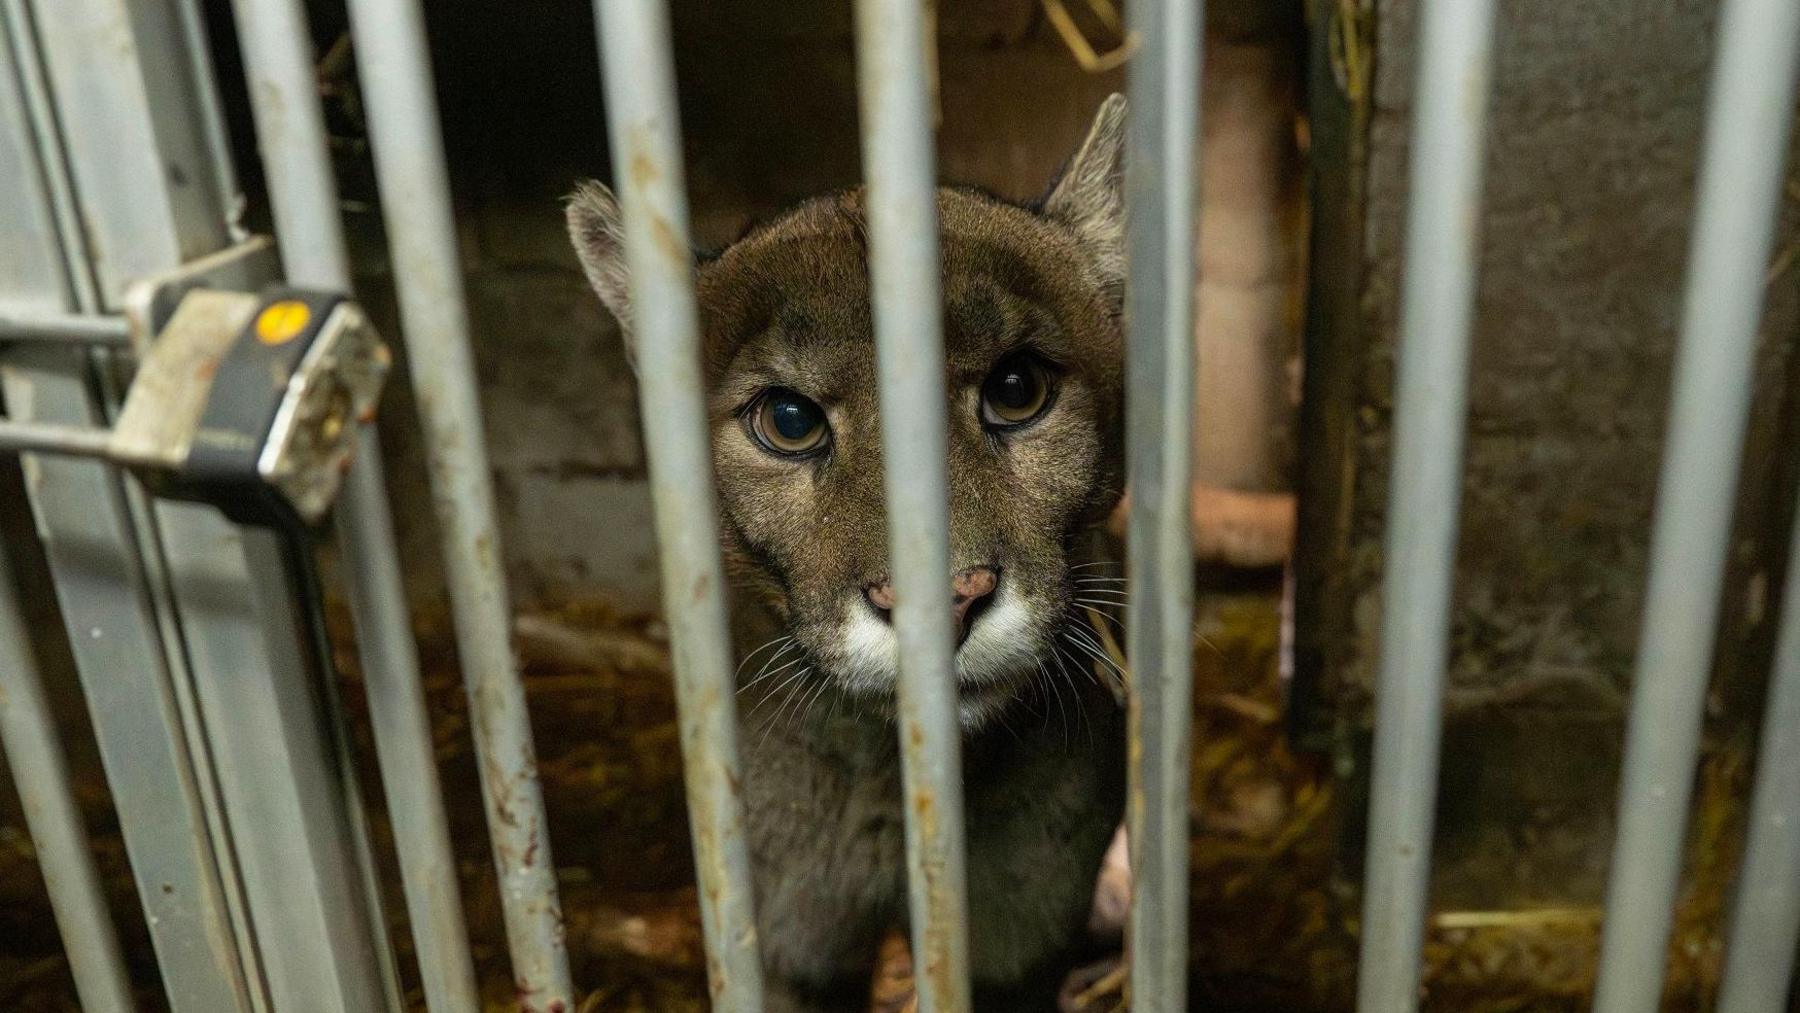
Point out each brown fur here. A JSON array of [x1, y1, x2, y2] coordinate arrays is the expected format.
[[570, 95, 1129, 1010]]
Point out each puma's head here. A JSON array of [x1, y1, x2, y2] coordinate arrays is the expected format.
[[569, 96, 1126, 729]]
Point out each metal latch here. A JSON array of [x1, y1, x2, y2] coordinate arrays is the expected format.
[[0, 285, 390, 527]]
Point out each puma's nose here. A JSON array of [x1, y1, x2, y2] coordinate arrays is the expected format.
[[950, 566, 999, 636], [863, 566, 1000, 645]]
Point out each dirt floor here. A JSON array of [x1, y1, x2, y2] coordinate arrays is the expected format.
[[0, 578, 1748, 1010]]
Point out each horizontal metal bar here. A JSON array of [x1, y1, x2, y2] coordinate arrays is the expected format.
[[224, 0, 482, 1007], [340, 0, 574, 1008], [853, 1, 973, 1010], [1592, 0, 1800, 1007], [0, 310, 130, 344], [1122, 0, 1203, 1007], [1354, 0, 1498, 1009], [0, 417, 115, 458], [0, 510, 137, 1012], [593, 2, 767, 1006], [1717, 494, 1800, 1013]]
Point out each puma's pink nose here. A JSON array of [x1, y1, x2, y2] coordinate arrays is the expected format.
[[863, 566, 1000, 644], [949, 566, 998, 632]]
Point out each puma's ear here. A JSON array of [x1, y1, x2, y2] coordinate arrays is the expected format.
[[565, 180, 635, 349], [1041, 93, 1126, 297]]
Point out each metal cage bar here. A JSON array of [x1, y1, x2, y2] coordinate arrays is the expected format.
[[1353, 1, 1498, 1009], [0, 311, 128, 345], [0, 514, 135, 1012], [853, 1, 975, 1009], [0, 417, 114, 458], [1121, 0, 1202, 1008], [1717, 491, 1800, 1012], [340, 1, 574, 1008], [224, 1, 483, 1009], [591, 1, 767, 1007], [1593, 0, 1800, 1007], [3, 0, 363, 1006]]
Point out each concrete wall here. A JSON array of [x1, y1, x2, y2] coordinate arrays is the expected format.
[[1294, 0, 1800, 921]]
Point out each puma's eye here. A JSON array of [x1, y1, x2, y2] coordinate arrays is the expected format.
[[980, 353, 1053, 427], [752, 389, 830, 455]]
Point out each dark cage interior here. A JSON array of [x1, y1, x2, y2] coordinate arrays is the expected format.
[[2, 0, 1798, 1010]]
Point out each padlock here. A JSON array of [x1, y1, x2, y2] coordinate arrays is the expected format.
[[107, 286, 390, 527]]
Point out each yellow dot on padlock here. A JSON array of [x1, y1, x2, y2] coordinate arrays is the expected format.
[[255, 300, 311, 345]]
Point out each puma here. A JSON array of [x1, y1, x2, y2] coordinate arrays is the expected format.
[[569, 95, 1130, 1011]]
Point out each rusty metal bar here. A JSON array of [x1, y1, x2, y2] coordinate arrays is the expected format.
[[225, 1, 482, 1009], [591, 1, 766, 1007], [339, 1, 574, 1008], [1122, 0, 1202, 1007], [1353, 1, 1499, 1010], [1593, 0, 1800, 1006], [853, 0, 973, 1009], [0, 519, 136, 1012], [1717, 495, 1800, 1013]]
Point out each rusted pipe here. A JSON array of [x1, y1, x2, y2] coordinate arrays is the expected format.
[[340, 0, 573, 1007], [854, 0, 975, 1009], [591, 1, 767, 1007], [226, 0, 483, 1006]]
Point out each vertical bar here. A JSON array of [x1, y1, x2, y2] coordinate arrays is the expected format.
[[0, 4, 261, 1008], [591, 4, 766, 1006], [1717, 499, 1800, 1013], [1122, 0, 1202, 1008], [169, 524, 399, 1013], [23, 0, 232, 293], [1593, 0, 1800, 1007], [0, 529, 136, 1012], [852, 2, 973, 1010], [225, 2, 482, 1008], [1353, 1, 1498, 1010], [21, 0, 409, 1005], [340, 1, 574, 1008]]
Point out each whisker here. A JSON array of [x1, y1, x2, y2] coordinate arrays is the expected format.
[[1051, 640, 1114, 739], [1065, 593, 1123, 611], [1193, 629, 1223, 657], [1062, 628, 1130, 689], [757, 666, 815, 751], [748, 657, 812, 716], [788, 674, 832, 734], [1064, 642, 1126, 698], [739, 647, 804, 693], [1049, 641, 1089, 687], [1073, 594, 1130, 606], [735, 634, 792, 676], [1050, 645, 1098, 747], [1077, 605, 1127, 634], [785, 668, 828, 726]]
